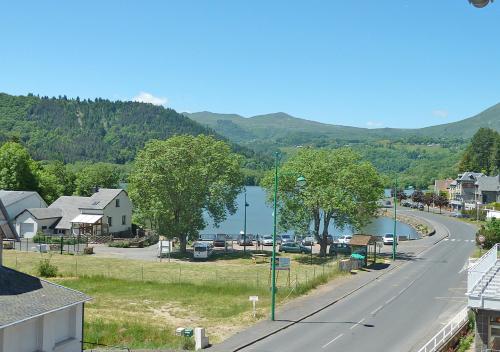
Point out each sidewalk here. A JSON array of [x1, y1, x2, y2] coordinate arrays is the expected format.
[[209, 215, 448, 352]]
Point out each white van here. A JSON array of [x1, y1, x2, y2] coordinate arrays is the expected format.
[[193, 242, 214, 260]]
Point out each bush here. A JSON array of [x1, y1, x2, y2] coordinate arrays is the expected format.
[[476, 218, 500, 249], [108, 241, 131, 248], [37, 259, 58, 277]]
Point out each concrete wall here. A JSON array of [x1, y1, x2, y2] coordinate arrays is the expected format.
[[0, 304, 83, 352], [103, 191, 132, 234]]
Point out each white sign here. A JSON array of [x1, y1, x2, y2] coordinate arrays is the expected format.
[[249, 296, 259, 318]]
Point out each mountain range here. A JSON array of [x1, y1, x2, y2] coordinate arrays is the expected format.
[[185, 103, 500, 145]]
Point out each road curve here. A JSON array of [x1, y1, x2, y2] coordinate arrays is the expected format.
[[240, 211, 477, 352]]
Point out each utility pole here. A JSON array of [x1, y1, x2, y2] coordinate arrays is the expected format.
[[243, 189, 248, 254]]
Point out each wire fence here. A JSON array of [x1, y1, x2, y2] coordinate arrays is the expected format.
[[1, 249, 363, 289]]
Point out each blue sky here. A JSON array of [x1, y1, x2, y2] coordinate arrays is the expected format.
[[1, 1, 499, 128]]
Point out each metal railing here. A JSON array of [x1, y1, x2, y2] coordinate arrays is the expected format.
[[468, 244, 499, 294], [417, 307, 469, 352]]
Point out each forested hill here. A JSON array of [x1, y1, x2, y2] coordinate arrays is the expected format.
[[186, 103, 500, 145], [0, 93, 268, 167]]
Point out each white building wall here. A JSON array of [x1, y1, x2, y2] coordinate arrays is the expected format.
[[487, 209, 500, 219], [102, 191, 132, 233], [0, 304, 83, 352], [15, 212, 60, 238]]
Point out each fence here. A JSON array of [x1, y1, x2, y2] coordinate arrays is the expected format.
[[417, 307, 469, 352], [468, 243, 499, 294]]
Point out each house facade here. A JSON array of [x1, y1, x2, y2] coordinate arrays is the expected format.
[[15, 188, 132, 238], [448, 172, 485, 211], [475, 175, 500, 205], [0, 190, 47, 238], [0, 266, 90, 352]]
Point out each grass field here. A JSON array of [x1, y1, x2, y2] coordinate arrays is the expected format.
[[3, 250, 347, 350]]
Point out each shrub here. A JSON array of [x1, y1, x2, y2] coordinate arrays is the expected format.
[[108, 241, 131, 248], [37, 259, 58, 277], [476, 218, 500, 249]]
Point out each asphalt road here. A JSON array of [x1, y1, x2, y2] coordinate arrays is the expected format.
[[239, 211, 477, 352]]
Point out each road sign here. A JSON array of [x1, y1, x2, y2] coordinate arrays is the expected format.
[[249, 296, 259, 318], [271, 257, 291, 270], [478, 235, 485, 244]]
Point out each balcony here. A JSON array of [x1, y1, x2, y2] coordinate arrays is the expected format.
[[467, 244, 500, 310]]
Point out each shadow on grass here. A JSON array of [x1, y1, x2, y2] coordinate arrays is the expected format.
[[293, 255, 339, 265], [166, 249, 274, 262]]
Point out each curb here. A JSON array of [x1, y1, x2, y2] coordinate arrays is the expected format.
[[229, 220, 449, 351]]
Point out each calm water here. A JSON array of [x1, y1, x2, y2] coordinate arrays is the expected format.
[[202, 186, 420, 240]]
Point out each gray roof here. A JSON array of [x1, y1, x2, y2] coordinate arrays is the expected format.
[[49, 196, 93, 230], [85, 188, 124, 210], [0, 190, 45, 208], [476, 175, 500, 192], [21, 208, 63, 220], [48, 189, 124, 230], [0, 266, 90, 328], [458, 172, 485, 182]]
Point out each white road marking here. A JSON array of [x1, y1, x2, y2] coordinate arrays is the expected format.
[[451, 239, 456, 242], [385, 295, 397, 304], [371, 305, 383, 315], [350, 318, 365, 329], [322, 333, 344, 348], [444, 238, 449, 241]]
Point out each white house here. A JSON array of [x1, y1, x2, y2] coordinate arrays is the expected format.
[[0, 190, 47, 238], [0, 266, 91, 352], [15, 188, 132, 237]]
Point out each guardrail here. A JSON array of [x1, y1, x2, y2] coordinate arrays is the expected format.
[[468, 244, 498, 294], [417, 307, 469, 352]]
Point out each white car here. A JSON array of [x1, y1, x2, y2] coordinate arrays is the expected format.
[[383, 233, 395, 245], [337, 235, 352, 244]]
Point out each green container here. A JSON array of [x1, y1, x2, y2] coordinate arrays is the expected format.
[[183, 328, 193, 337]]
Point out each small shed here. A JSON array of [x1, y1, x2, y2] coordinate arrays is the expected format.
[[349, 234, 377, 266], [70, 214, 107, 238]]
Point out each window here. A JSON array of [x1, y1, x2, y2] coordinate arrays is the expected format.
[[122, 215, 126, 225], [107, 216, 112, 227], [115, 198, 120, 207], [42, 226, 47, 230]]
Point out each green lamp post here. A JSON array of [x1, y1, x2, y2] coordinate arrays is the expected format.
[[271, 152, 306, 321]]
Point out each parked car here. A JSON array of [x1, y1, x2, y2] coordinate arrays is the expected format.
[[337, 235, 353, 244], [238, 234, 254, 246], [329, 243, 352, 256], [279, 242, 311, 254], [214, 234, 228, 248], [281, 234, 294, 244], [261, 235, 282, 246], [418, 204, 424, 211], [383, 233, 394, 245], [302, 236, 315, 246], [193, 242, 214, 260]]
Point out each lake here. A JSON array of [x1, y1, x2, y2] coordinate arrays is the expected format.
[[201, 186, 420, 240]]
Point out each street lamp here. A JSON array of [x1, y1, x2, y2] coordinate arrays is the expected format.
[[392, 177, 398, 261], [243, 189, 249, 254], [271, 152, 306, 321], [469, 0, 494, 7]]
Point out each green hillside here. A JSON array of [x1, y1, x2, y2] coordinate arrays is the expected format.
[[0, 93, 270, 170], [186, 103, 500, 145]]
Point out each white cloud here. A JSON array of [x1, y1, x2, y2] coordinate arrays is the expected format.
[[366, 121, 383, 128], [133, 92, 168, 106], [432, 109, 449, 118]]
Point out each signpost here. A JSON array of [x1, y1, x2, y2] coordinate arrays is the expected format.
[[249, 296, 259, 318], [478, 234, 486, 255]]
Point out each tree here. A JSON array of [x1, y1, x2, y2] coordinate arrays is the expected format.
[[396, 190, 407, 203], [434, 194, 449, 214], [37, 161, 76, 203], [128, 135, 244, 253], [411, 189, 424, 205], [459, 128, 500, 175], [476, 218, 500, 250], [262, 148, 384, 256], [74, 163, 120, 196], [423, 192, 434, 212], [0, 142, 39, 191]]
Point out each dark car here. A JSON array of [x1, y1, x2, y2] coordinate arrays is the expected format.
[[279, 242, 311, 254], [238, 234, 254, 246], [329, 243, 352, 256], [213, 234, 228, 248]]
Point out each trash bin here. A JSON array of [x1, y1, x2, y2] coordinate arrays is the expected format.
[[183, 328, 194, 337]]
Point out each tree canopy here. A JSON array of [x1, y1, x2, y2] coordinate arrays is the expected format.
[[459, 127, 500, 175], [128, 135, 244, 252], [74, 163, 120, 196], [0, 142, 38, 191], [262, 148, 384, 256]]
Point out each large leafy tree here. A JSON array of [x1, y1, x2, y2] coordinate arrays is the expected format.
[[37, 161, 76, 203], [459, 128, 500, 175], [0, 142, 39, 191], [262, 148, 384, 256], [74, 162, 120, 196], [128, 135, 244, 253]]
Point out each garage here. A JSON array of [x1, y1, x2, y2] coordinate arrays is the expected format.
[[20, 222, 35, 238]]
